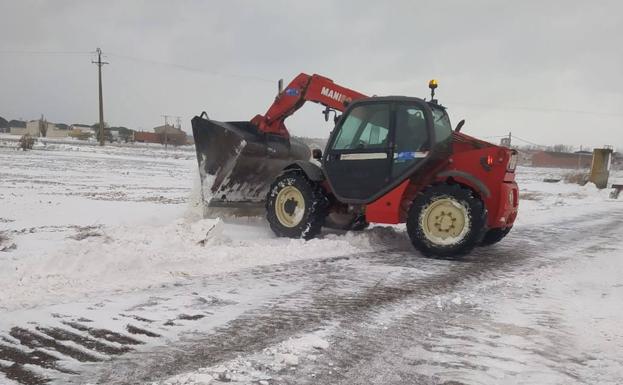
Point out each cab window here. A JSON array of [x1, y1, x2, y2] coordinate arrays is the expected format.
[[392, 104, 430, 177], [432, 107, 452, 143], [332, 104, 390, 150]]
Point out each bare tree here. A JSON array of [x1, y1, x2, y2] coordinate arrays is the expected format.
[[38, 115, 48, 137], [550, 144, 573, 153]]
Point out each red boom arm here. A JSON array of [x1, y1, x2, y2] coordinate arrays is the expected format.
[[250, 73, 368, 137]]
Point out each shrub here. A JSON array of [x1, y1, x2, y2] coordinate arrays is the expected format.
[[19, 134, 35, 150], [563, 171, 589, 185]]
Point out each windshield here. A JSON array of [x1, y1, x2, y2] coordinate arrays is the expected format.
[[431, 107, 452, 143]]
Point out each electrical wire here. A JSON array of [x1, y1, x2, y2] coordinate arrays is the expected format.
[[448, 100, 623, 118], [107, 52, 274, 83], [1, 50, 621, 118], [0, 49, 274, 83], [511, 134, 546, 147], [0, 50, 92, 55]]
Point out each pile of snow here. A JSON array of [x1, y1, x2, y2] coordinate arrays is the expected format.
[[0, 215, 392, 311]]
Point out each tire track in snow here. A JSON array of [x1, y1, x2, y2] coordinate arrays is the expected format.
[[1, 210, 620, 385], [274, 211, 623, 385], [76, 211, 622, 384]]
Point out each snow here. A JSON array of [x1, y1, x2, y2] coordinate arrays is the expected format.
[[0, 144, 383, 312], [155, 327, 334, 385], [1, 145, 620, 312], [513, 165, 622, 226], [1, 142, 622, 384]]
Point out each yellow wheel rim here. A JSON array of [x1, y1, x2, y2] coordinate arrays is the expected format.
[[275, 186, 305, 227], [420, 197, 470, 245]]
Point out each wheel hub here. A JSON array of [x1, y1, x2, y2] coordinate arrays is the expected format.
[[283, 198, 298, 216], [421, 197, 469, 245], [275, 186, 305, 228]]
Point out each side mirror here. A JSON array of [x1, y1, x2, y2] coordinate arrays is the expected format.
[[322, 107, 330, 122], [455, 119, 465, 132], [277, 78, 283, 96], [334, 114, 341, 124], [323, 107, 338, 122], [312, 148, 322, 160]]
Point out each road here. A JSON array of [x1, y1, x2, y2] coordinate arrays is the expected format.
[[2, 207, 622, 385]]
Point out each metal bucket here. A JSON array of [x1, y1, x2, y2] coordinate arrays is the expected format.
[[191, 114, 311, 217]]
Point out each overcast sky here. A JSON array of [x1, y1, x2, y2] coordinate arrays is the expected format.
[[1, 0, 622, 148]]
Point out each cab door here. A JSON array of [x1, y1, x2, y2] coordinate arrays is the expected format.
[[323, 102, 393, 202], [323, 99, 434, 204]]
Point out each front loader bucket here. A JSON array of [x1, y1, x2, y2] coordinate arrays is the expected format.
[[191, 114, 311, 217]]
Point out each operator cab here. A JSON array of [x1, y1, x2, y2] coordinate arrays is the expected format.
[[322, 96, 452, 203]]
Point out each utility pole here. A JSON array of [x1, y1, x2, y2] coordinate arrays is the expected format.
[[161, 115, 170, 149], [173, 116, 182, 147], [501, 131, 512, 148], [161, 114, 170, 127], [578, 145, 582, 169], [92, 48, 109, 146]]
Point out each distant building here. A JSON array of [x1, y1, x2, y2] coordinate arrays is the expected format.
[[531, 150, 593, 169], [7, 120, 26, 132], [46, 123, 69, 138], [70, 124, 92, 132], [153, 124, 187, 146], [8, 119, 68, 138], [10, 120, 41, 136], [135, 124, 188, 145], [134, 131, 160, 143], [67, 124, 93, 140]]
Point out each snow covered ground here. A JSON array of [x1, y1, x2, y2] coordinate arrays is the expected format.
[[0, 141, 387, 313], [1, 142, 622, 384]]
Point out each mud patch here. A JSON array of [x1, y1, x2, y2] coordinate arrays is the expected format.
[[9, 327, 100, 363], [0, 232, 16, 252], [63, 322, 143, 346], [177, 314, 205, 321], [126, 325, 160, 338], [519, 192, 543, 201], [37, 326, 131, 355], [70, 226, 104, 241]]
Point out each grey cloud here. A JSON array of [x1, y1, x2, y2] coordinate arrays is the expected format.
[[1, 0, 621, 148]]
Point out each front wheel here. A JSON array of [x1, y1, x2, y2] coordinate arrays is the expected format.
[[266, 171, 328, 240], [407, 184, 486, 258]]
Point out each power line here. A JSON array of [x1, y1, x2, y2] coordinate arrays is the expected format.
[[448, 100, 623, 118], [2, 49, 621, 119], [0, 49, 273, 83], [481, 134, 509, 139], [510, 134, 545, 147], [0, 50, 91, 55], [107, 52, 274, 83]]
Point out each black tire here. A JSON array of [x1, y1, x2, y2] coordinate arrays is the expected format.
[[407, 184, 486, 258], [480, 226, 512, 247], [266, 170, 328, 240], [350, 215, 370, 231]]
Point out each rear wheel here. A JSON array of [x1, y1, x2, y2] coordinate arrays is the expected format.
[[480, 226, 512, 246], [407, 184, 486, 258], [266, 171, 328, 239]]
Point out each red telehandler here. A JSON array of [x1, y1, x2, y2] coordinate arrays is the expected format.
[[192, 73, 518, 257]]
